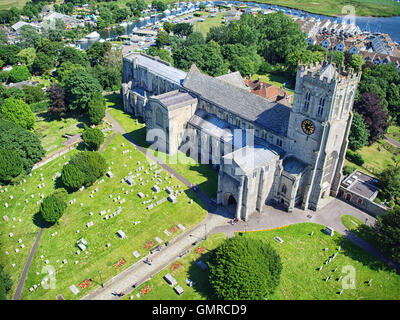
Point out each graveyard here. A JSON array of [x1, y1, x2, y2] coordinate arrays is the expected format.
[[124, 223, 400, 300], [105, 98, 218, 199], [0, 132, 208, 300]]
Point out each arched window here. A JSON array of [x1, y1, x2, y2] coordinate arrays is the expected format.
[[156, 108, 163, 126], [317, 97, 325, 117], [303, 92, 311, 112], [281, 184, 287, 194]]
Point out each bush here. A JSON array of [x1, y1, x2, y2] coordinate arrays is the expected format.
[[40, 194, 67, 224], [346, 150, 364, 166], [29, 100, 50, 113], [208, 236, 282, 300], [61, 163, 85, 192], [0, 149, 23, 183], [22, 85, 46, 104], [0, 264, 12, 300], [62, 151, 107, 190], [82, 127, 104, 151]]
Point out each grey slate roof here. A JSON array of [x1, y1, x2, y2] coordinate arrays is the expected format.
[[125, 53, 187, 86], [182, 67, 291, 136], [152, 90, 197, 110], [216, 71, 249, 91]]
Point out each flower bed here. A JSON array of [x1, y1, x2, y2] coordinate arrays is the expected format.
[[114, 258, 126, 268], [79, 279, 92, 289], [169, 226, 178, 233], [140, 285, 152, 296], [195, 246, 206, 255], [170, 262, 182, 271], [144, 240, 155, 249]]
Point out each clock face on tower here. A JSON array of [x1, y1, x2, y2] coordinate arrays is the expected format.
[[301, 119, 315, 135]]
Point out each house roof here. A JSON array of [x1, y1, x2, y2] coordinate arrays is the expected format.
[[216, 71, 249, 90], [182, 66, 291, 136]]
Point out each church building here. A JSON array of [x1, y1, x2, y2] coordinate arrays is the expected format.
[[121, 53, 361, 220]]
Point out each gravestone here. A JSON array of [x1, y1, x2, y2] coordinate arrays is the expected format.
[[69, 285, 80, 295], [132, 251, 140, 258], [117, 230, 127, 239], [323, 226, 335, 237]]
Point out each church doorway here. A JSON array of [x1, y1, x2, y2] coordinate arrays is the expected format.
[[223, 193, 237, 216]]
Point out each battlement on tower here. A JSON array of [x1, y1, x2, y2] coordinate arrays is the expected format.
[[297, 60, 361, 86]]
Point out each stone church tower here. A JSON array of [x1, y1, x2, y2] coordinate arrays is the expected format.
[[286, 61, 361, 211]]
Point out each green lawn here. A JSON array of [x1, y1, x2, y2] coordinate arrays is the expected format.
[[243, 223, 400, 300], [387, 125, 400, 144], [128, 222, 400, 300], [345, 139, 399, 176], [192, 12, 225, 37], [239, 0, 400, 17], [0, 132, 207, 300], [105, 94, 218, 199], [122, 233, 227, 300], [340, 215, 379, 248]]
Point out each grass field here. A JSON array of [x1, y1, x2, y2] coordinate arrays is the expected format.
[[127, 222, 400, 300], [192, 12, 225, 37], [0, 131, 208, 300], [105, 94, 218, 199], [122, 233, 227, 300], [345, 138, 400, 176], [387, 125, 400, 144], [340, 215, 379, 248]]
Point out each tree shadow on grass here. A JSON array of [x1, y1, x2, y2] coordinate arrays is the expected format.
[[32, 211, 52, 229], [123, 128, 148, 149], [187, 251, 218, 300], [331, 233, 399, 274]]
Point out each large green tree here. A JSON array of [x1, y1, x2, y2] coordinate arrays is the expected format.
[[348, 112, 369, 151], [0, 97, 35, 130], [0, 119, 45, 171], [208, 236, 282, 300], [40, 194, 67, 224], [63, 70, 102, 111], [61, 163, 85, 192], [378, 165, 400, 204], [82, 127, 104, 151], [374, 205, 400, 264], [8, 65, 30, 83], [87, 92, 106, 125]]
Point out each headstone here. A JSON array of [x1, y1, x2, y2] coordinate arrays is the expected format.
[[174, 285, 184, 295], [117, 230, 127, 239], [163, 273, 177, 286], [132, 251, 140, 258], [177, 224, 186, 231], [155, 237, 163, 244], [274, 236, 284, 243], [69, 285, 80, 295], [324, 226, 335, 237], [86, 221, 94, 228]]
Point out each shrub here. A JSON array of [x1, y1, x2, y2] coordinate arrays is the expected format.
[[29, 100, 50, 113], [346, 150, 364, 166], [82, 127, 104, 151], [0, 149, 23, 183], [208, 236, 282, 300], [61, 163, 85, 192], [62, 151, 107, 190], [40, 194, 67, 224]]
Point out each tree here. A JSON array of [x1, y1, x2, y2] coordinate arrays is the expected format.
[[172, 23, 193, 38], [18, 25, 43, 48], [0, 149, 23, 183], [332, 50, 344, 67], [61, 163, 85, 191], [185, 32, 205, 46], [86, 41, 111, 66], [156, 31, 170, 47], [59, 46, 89, 67], [378, 165, 400, 204], [152, 0, 167, 11], [0, 264, 12, 300], [349, 54, 365, 72], [354, 92, 389, 144], [374, 206, 400, 264], [348, 112, 369, 151], [56, 62, 86, 82], [40, 194, 67, 224], [65, 151, 107, 187], [22, 85, 46, 104], [208, 236, 282, 300], [32, 51, 55, 74], [0, 44, 21, 65], [0, 119, 45, 171], [88, 92, 106, 125], [47, 84, 67, 118], [8, 65, 30, 83], [82, 127, 104, 151], [0, 98, 35, 130], [63, 70, 102, 111], [17, 47, 36, 69]]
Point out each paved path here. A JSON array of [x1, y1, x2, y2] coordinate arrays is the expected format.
[[82, 111, 400, 300], [13, 228, 44, 300], [385, 135, 400, 148]]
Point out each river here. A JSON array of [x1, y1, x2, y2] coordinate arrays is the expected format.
[[76, 1, 400, 50]]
